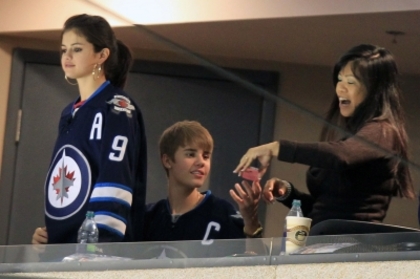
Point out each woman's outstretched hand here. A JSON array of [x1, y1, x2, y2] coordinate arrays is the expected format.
[[233, 141, 280, 175]]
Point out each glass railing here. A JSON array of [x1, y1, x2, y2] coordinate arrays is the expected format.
[[2, 232, 420, 273]]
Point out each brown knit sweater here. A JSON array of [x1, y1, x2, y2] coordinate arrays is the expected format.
[[278, 121, 398, 226]]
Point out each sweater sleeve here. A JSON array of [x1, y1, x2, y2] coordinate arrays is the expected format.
[[278, 121, 395, 172]]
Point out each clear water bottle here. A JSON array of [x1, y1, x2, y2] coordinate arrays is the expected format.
[[76, 211, 99, 253], [281, 200, 303, 254], [287, 200, 303, 218]]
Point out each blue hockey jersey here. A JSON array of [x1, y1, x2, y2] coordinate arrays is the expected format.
[[44, 81, 147, 243]]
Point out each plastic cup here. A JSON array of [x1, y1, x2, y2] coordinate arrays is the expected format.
[[285, 216, 312, 255]]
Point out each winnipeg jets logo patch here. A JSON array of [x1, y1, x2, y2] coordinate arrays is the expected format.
[[107, 95, 135, 117], [52, 160, 75, 205], [45, 145, 91, 220]]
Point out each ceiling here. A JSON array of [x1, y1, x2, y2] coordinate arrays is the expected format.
[[3, 9, 420, 75]]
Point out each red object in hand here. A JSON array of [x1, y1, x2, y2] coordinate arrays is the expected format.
[[241, 167, 259, 181]]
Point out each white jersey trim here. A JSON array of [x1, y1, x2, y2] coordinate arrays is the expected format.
[[95, 214, 126, 235], [90, 186, 133, 205]]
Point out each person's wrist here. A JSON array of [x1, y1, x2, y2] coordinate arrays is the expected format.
[[271, 141, 280, 157], [244, 223, 263, 238], [243, 218, 260, 231]]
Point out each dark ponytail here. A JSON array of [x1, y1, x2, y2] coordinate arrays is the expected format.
[[62, 14, 132, 89], [104, 40, 132, 88]]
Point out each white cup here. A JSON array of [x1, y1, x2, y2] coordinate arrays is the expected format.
[[285, 216, 312, 255]]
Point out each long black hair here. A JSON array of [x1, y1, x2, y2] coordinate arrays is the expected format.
[[321, 44, 414, 199], [62, 14, 132, 89]]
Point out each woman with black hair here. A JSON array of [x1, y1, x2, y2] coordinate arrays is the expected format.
[[234, 44, 415, 227], [32, 14, 147, 244]]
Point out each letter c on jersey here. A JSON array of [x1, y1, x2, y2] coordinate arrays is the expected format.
[[201, 221, 221, 245]]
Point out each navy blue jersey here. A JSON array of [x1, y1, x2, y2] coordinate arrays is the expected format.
[[143, 191, 245, 257], [44, 81, 147, 243]]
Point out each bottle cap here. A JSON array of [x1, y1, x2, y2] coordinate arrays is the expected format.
[[292, 199, 301, 206], [86, 211, 95, 218]]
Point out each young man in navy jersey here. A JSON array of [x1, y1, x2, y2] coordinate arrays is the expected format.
[[143, 121, 264, 258]]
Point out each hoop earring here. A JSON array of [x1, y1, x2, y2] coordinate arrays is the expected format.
[[65, 75, 77, 85], [92, 64, 102, 80]]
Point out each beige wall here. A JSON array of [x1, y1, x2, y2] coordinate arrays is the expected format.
[[2, 0, 416, 32], [0, 37, 418, 238]]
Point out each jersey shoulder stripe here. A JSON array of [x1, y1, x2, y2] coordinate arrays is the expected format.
[[95, 211, 127, 237], [94, 182, 133, 193], [89, 197, 130, 208], [91, 185, 133, 205]]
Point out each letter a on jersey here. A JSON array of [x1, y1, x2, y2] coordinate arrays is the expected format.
[[90, 113, 103, 140]]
